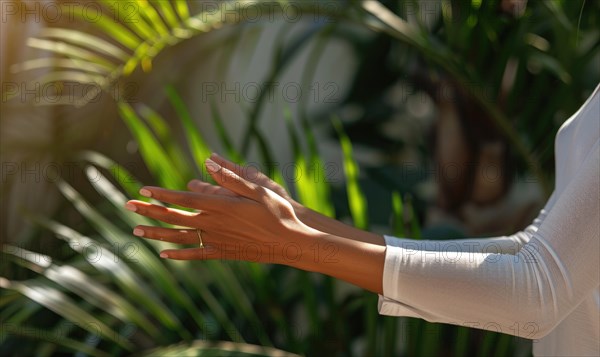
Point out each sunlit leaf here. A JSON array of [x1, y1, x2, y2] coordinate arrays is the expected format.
[[34, 71, 106, 86], [0, 323, 111, 357], [210, 100, 243, 163], [174, 0, 190, 21], [152, 0, 181, 28], [143, 339, 300, 356], [137, 104, 193, 178], [0, 278, 134, 351], [55, 179, 208, 333], [26, 38, 115, 71], [75, 150, 143, 198], [11, 58, 110, 74], [27, 215, 190, 340], [333, 118, 368, 230], [84, 166, 153, 228], [136, 0, 170, 37], [67, 3, 141, 50], [3, 245, 160, 340], [208, 262, 273, 346], [118, 101, 186, 189], [165, 85, 211, 177], [391, 191, 405, 237], [37, 28, 129, 61], [99, 0, 159, 41]]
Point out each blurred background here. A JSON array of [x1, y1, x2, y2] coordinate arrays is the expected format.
[[1, 0, 599, 355]]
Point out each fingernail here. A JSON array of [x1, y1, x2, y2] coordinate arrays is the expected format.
[[205, 158, 221, 173], [125, 203, 137, 212], [133, 228, 144, 236], [160, 252, 168, 258], [139, 188, 152, 197]]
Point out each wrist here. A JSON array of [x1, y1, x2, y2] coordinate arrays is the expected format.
[[292, 201, 315, 224], [275, 222, 321, 270], [281, 226, 386, 294]]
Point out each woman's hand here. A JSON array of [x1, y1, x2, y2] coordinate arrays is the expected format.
[[126, 158, 316, 263], [126, 157, 386, 293], [190, 153, 385, 245]]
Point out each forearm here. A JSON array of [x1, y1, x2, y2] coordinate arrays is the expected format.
[[281, 225, 386, 294], [294, 203, 385, 246]]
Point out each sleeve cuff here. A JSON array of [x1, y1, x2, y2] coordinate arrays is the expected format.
[[377, 235, 421, 317], [378, 295, 418, 317]]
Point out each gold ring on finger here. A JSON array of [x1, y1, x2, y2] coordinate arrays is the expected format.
[[196, 229, 205, 249]]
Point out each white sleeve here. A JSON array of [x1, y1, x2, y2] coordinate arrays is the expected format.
[[378, 140, 599, 339], [383, 192, 554, 255]]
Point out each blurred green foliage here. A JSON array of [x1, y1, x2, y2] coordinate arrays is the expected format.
[[2, 0, 598, 355]]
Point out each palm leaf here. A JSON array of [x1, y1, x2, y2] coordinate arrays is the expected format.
[[0, 323, 111, 357], [0, 278, 134, 351], [26, 38, 115, 70], [17, 0, 287, 104], [143, 340, 300, 357], [137, 104, 194, 180], [11, 58, 110, 74], [332, 117, 368, 230], [56, 179, 210, 334], [15, 0, 565, 191], [165, 85, 211, 177], [75, 150, 143, 198], [3, 245, 160, 341], [35, 27, 129, 60], [118, 101, 187, 189], [210, 100, 243, 163], [26, 214, 190, 340]]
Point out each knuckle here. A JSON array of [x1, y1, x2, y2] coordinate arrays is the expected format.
[[145, 229, 158, 238], [177, 196, 194, 207], [253, 185, 267, 197], [224, 170, 239, 182], [210, 218, 225, 231], [167, 215, 186, 227]]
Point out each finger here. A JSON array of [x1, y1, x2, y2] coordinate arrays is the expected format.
[[133, 225, 199, 244], [210, 153, 245, 173], [187, 179, 235, 197], [211, 153, 261, 180], [139, 186, 234, 211], [205, 158, 265, 202], [160, 243, 246, 261], [159, 248, 208, 260], [126, 200, 202, 227], [160, 240, 225, 260]]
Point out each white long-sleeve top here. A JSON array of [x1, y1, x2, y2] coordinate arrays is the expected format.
[[378, 84, 600, 356]]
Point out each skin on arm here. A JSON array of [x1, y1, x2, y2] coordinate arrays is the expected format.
[[126, 157, 386, 294]]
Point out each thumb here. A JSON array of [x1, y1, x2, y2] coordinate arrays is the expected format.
[[205, 158, 265, 202]]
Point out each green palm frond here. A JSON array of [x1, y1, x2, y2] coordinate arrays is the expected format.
[[13, 0, 597, 188], [12, 1, 351, 106], [333, 117, 368, 230]]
